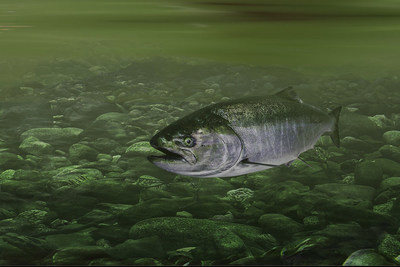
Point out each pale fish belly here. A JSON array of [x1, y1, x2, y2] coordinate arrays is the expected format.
[[217, 117, 333, 177]]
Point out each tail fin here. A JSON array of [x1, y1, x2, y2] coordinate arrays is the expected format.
[[329, 106, 342, 147]]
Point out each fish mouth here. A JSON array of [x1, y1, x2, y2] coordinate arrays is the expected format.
[[147, 140, 187, 164]]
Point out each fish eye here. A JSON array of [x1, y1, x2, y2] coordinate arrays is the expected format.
[[183, 136, 196, 147]]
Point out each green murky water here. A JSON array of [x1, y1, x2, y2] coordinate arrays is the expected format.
[[1, 0, 400, 265]]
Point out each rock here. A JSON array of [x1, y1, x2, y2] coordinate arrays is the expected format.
[[82, 112, 131, 141], [380, 145, 400, 163], [0, 152, 24, 170], [133, 258, 163, 265], [0, 233, 51, 264], [92, 225, 129, 246], [106, 236, 165, 260], [52, 246, 107, 265], [380, 177, 400, 191], [339, 111, 384, 138], [374, 158, 400, 176], [383, 131, 400, 146], [46, 230, 96, 248], [313, 183, 375, 208], [125, 141, 161, 157], [314, 222, 362, 239], [129, 217, 276, 260], [176, 211, 193, 218], [196, 178, 234, 196], [19, 136, 54, 156], [341, 136, 376, 152], [258, 213, 303, 238], [51, 166, 103, 188], [343, 249, 391, 266], [378, 234, 400, 263], [117, 198, 184, 226], [20, 127, 83, 147], [89, 138, 121, 154], [354, 160, 383, 188], [0, 169, 16, 180], [225, 188, 254, 209], [68, 143, 98, 163]]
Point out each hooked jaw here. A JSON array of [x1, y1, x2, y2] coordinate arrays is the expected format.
[[147, 134, 196, 165]]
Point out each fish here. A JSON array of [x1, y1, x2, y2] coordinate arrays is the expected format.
[[148, 87, 341, 178]]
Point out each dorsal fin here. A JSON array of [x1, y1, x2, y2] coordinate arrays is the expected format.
[[274, 87, 303, 103]]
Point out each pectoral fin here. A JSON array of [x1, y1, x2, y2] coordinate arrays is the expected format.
[[241, 158, 279, 167]]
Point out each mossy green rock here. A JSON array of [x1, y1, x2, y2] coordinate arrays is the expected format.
[[375, 158, 400, 176], [52, 166, 103, 188], [258, 213, 303, 238], [378, 234, 400, 263], [106, 236, 165, 259], [380, 145, 400, 163], [343, 249, 391, 266], [125, 141, 161, 157], [354, 160, 383, 188], [383, 131, 400, 146], [129, 217, 276, 260], [52, 246, 107, 265], [19, 136, 54, 156], [380, 177, 400, 192], [313, 183, 375, 207], [45, 232, 95, 248], [0, 153, 23, 170], [20, 127, 83, 146], [69, 143, 98, 163]]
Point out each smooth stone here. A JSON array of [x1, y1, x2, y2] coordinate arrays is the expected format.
[[125, 141, 162, 157], [354, 160, 383, 188], [313, 183, 375, 208], [106, 236, 165, 259], [314, 223, 362, 239], [69, 143, 98, 163], [52, 246, 107, 265], [0, 153, 24, 170], [20, 127, 83, 146], [45, 232, 95, 248], [341, 136, 375, 152], [379, 145, 400, 163], [380, 177, 400, 191], [258, 213, 303, 238], [19, 136, 54, 156], [383, 130, 400, 146], [374, 158, 400, 176], [343, 249, 391, 266]]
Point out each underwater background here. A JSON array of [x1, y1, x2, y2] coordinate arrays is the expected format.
[[1, 0, 400, 265]]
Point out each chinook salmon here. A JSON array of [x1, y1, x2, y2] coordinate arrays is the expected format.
[[148, 87, 341, 178]]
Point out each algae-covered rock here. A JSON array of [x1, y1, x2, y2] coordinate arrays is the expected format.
[[225, 188, 254, 209], [374, 158, 400, 176], [0, 152, 24, 170], [354, 160, 383, 188], [125, 141, 161, 157], [343, 249, 391, 266], [68, 143, 98, 163], [106, 236, 165, 260], [51, 165, 103, 188], [129, 217, 276, 260], [20, 127, 83, 146], [82, 112, 131, 140], [258, 213, 303, 238], [380, 145, 400, 163], [52, 246, 107, 265], [45, 232, 95, 248], [383, 130, 400, 146], [313, 183, 375, 208], [19, 136, 54, 156], [378, 234, 400, 263]]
